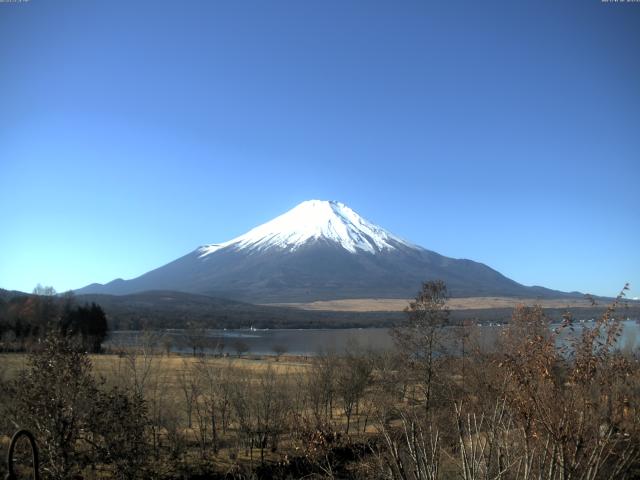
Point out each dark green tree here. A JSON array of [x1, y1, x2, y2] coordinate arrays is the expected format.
[[61, 302, 109, 353]]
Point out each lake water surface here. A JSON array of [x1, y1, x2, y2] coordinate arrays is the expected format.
[[105, 319, 640, 356]]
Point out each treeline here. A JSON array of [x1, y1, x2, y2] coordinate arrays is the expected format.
[[0, 285, 108, 352]]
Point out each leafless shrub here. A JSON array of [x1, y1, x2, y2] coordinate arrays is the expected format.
[[272, 344, 288, 360]]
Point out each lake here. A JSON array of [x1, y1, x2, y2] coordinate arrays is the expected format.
[[105, 319, 640, 356]]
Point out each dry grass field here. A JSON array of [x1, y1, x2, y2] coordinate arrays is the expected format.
[[1, 311, 638, 480], [2, 289, 638, 479], [1, 352, 312, 392], [267, 296, 599, 312], [0, 351, 322, 475]]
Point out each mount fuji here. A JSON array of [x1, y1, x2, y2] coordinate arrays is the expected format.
[[76, 200, 571, 302]]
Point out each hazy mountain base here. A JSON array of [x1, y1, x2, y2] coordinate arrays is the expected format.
[[3, 288, 637, 332], [74, 290, 640, 330]]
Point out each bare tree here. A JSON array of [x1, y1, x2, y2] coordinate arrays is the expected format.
[[271, 344, 288, 361], [193, 356, 229, 453], [252, 366, 291, 462], [229, 370, 256, 463], [308, 349, 339, 426], [376, 407, 442, 480], [492, 286, 640, 480], [160, 396, 188, 463], [107, 333, 169, 461], [160, 333, 173, 356], [213, 338, 225, 357], [177, 361, 199, 429], [391, 280, 449, 414], [336, 342, 373, 435], [232, 339, 250, 357], [184, 322, 207, 356]]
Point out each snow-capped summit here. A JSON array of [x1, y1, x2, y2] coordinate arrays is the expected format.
[[198, 200, 413, 257]]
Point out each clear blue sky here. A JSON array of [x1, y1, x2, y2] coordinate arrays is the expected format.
[[1, 0, 638, 298]]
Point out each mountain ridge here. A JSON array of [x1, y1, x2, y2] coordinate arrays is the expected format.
[[76, 200, 580, 302]]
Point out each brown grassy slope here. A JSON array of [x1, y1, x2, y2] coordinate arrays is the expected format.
[[0, 353, 310, 381], [265, 296, 602, 312]]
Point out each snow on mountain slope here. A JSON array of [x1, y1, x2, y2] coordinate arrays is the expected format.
[[198, 200, 415, 256]]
